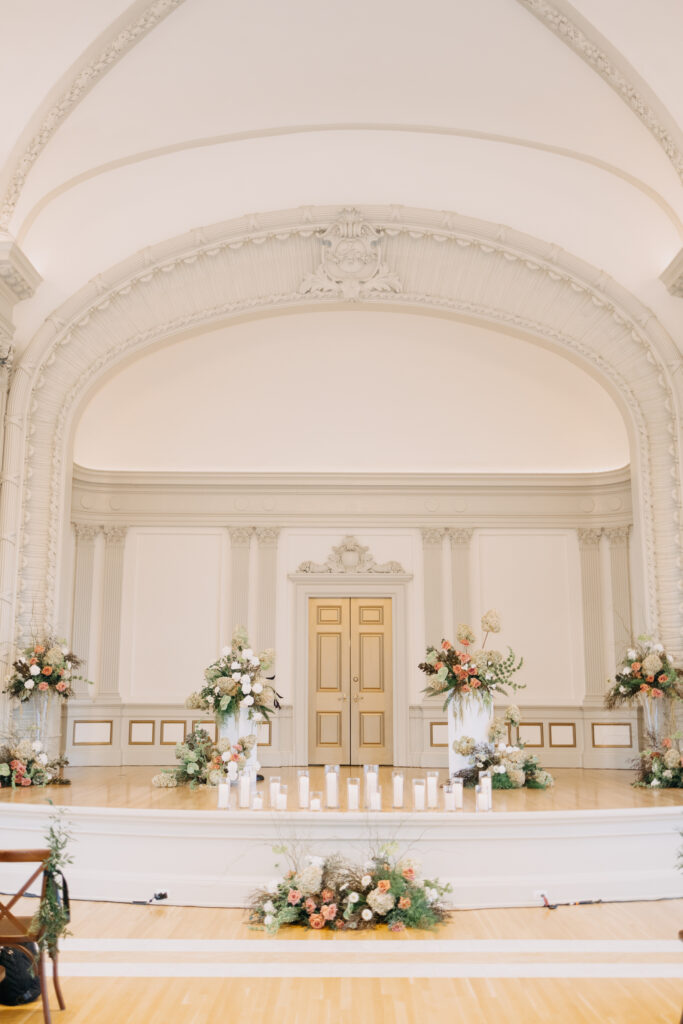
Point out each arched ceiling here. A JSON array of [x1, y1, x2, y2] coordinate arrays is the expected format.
[[2, 0, 682, 355]]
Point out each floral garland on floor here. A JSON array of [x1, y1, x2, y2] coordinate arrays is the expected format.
[[605, 636, 683, 711], [633, 737, 683, 789], [419, 610, 525, 714], [152, 727, 256, 788], [250, 844, 450, 933], [3, 637, 88, 702], [186, 626, 280, 724], [0, 736, 68, 787], [451, 705, 554, 789]]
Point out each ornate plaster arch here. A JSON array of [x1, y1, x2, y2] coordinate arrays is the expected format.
[[1, 204, 681, 680]]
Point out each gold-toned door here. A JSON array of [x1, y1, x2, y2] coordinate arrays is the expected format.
[[308, 597, 393, 765]]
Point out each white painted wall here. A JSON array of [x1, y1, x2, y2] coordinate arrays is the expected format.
[[73, 312, 629, 474]]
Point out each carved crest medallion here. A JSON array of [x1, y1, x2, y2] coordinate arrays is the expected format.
[[300, 209, 401, 300]]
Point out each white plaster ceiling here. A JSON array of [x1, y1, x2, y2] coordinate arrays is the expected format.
[[73, 311, 630, 473], [3, 0, 682, 356]]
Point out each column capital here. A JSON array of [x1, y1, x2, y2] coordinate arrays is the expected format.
[[73, 522, 101, 542], [228, 526, 253, 547], [103, 525, 128, 545], [421, 527, 445, 546], [448, 527, 474, 546], [577, 527, 602, 547], [254, 526, 280, 546], [604, 525, 631, 545]]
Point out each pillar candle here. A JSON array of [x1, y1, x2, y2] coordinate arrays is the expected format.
[[443, 785, 455, 811], [347, 778, 360, 810], [252, 792, 263, 811], [239, 772, 251, 808], [298, 772, 310, 809], [365, 769, 378, 808], [276, 786, 288, 811], [325, 767, 339, 808], [310, 792, 322, 811], [453, 778, 464, 810], [217, 783, 230, 809], [427, 772, 439, 809], [370, 788, 382, 811], [413, 779, 426, 811], [392, 772, 404, 808], [269, 776, 281, 808]]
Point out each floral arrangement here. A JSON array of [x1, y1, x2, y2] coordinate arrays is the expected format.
[[605, 636, 683, 709], [3, 637, 87, 702], [30, 811, 72, 956], [633, 736, 683, 789], [450, 706, 554, 789], [186, 625, 280, 723], [152, 727, 257, 789], [250, 844, 450, 933], [0, 736, 67, 788], [419, 610, 524, 712]]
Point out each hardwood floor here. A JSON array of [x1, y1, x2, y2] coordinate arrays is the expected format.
[[2, 765, 682, 813]]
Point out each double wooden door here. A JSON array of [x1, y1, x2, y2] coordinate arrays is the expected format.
[[308, 597, 393, 765]]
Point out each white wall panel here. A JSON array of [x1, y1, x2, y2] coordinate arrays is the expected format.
[[471, 530, 584, 705], [119, 528, 230, 703]]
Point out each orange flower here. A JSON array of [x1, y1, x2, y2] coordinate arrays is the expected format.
[[20, 776, 32, 786], [639, 683, 650, 692], [377, 879, 391, 893], [441, 640, 452, 651], [462, 684, 470, 693], [309, 914, 325, 929], [42, 666, 52, 676], [335, 919, 344, 929], [651, 688, 664, 698], [321, 903, 337, 921], [38, 681, 49, 691], [390, 921, 405, 932], [658, 674, 668, 683], [287, 889, 302, 905], [468, 666, 477, 676], [662, 738, 673, 749], [645, 675, 654, 683], [631, 662, 641, 671], [471, 678, 481, 688], [398, 896, 411, 910], [434, 662, 443, 671], [304, 898, 317, 914], [402, 867, 415, 882], [34, 646, 45, 655], [29, 657, 37, 665], [321, 888, 334, 903]]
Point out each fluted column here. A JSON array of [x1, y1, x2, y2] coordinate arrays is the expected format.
[[97, 526, 127, 701], [605, 526, 632, 670], [449, 528, 474, 630], [229, 527, 252, 633], [72, 524, 101, 695], [577, 528, 607, 700], [255, 527, 280, 652], [421, 527, 445, 648]]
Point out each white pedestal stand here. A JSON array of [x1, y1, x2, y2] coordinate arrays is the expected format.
[[217, 707, 259, 772], [448, 697, 493, 778]]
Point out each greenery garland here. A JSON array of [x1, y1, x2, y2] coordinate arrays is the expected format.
[[30, 810, 72, 956]]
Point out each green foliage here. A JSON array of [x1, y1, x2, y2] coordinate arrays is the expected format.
[[3, 636, 90, 702], [491, 773, 516, 789], [30, 810, 72, 956]]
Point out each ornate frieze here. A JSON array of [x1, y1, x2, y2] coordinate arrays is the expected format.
[[299, 209, 401, 300], [421, 528, 446, 546], [297, 535, 406, 574], [228, 526, 253, 547], [577, 527, 603, 547]]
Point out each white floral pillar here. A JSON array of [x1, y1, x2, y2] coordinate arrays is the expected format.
[[71, 524, 101, 696], [229, 527, 252, 633], [255, 527, 279, 653], [605, 526, 632, 671], [577, 527, 607, 702], [97, 526, 127, 701], [449, 528, 473, 629], [421, 527, 445, 647]]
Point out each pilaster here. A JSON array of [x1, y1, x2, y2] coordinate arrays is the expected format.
[[577, 527, 607, 702], [72, 524, 101, 695], [97, 526, 128, 701], [604, 526, 632, 670], [421, 527, 445, 647], [254, 527, 280, 652], [229, 527, 253, 632], [448, 528, 474, 631]]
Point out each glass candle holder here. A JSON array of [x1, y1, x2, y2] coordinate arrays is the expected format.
[[364, 764, 379, 808], [426, 771, 439, 809], [238, 771, 251, 808], [392, 770, 404, 809], [251, 791, 264, 811], [347, 777, 361, 811], [309, 790, 323, 811], [412, 778, 426, 811], [298, 769, 310, 809], [217, 782, 230, 810], [325, 765, 340, 808], [276, 784, 288, 811], [269, 776, 281, 809], [452, 778, 464, 810], [370, 785, 382, 811], [443, 784, 455, 811]]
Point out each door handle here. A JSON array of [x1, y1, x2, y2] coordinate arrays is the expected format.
[[352, 694, 364, 703], [338, 693, 348, 702]]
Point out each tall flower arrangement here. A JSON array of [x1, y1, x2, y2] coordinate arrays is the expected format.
[[605, 635, 682, 743], [186, 626, 279, 723], [3, 637, 87, 702], [419, 610, 524, 713]]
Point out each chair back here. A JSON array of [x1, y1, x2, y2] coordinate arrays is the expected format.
[[0, 848, 50, 938]]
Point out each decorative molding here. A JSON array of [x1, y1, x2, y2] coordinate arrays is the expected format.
[[254, 526, 281, 546], [517, 0, 683, 185], [102, 525, 128, 545], [228, 526, 253, 547], [73, 523, 101, 542], [296, 535, 406, 575], [0, 0, 187, 231], [0, 237, 41, 301], [299, 209, 401, 300], [577, 527, 603, 547], [604, 525, 630, 545], [421, 527, 445, 546], [449, 528, 474, 546], [1, 205, 681, 672], [661, 248, 683, 299]]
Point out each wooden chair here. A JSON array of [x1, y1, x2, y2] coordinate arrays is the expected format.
[[0, 849, 66, 1023]]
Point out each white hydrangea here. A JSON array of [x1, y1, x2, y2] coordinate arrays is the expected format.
[[361, 908, 373, 921], [480, 609, 501, 634]]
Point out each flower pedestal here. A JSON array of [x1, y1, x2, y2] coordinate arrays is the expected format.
[[14, 691, 59, 756], [448, 697, 493, 778], [639, 692, 671, 746], [218, 707, 259, 774]]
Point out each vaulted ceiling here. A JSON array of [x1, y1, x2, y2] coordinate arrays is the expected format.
[[2, 0, 682, 354]]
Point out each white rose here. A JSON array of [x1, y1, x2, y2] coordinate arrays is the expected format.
[[231, 662, 240, 670], [61, 645, 69, 655], [506, 745, 513, 753], [241, 681, 252, 695], [243, 649, 254, 659], [347, 892, 359, 903], [38, 753, 48, 766], [263, 914, 274, 927], [266, 879, 279, 894], [263, 900, 276, 914], [29, 665, 40, 676], [627, 649, 636, 660], [618, 686, 626, 693], [221, 751, 231, 762], [307, 855, 324, 867], [206, 694, 214, 703], [361, 908, 373, 921], [663, 769, 673, 778], [654, 644, 664, 653], [250, 657, 260, 667], [240, 673, 251, 684], [227, 762, 238, 778], [497, 742, 506, 751], [63, 670, 71, 679], [622, 668, 631, 676], [24, 680, 34, 689], [361, 875, 372, 888], [252, 682, 263, 694], [214, 686, 221, 694], [485, 673, 493, 680], [32, 740, 43, 752], [650, 779, 660, 787], [221, 646, 231, 657], [242, 695, 255, 706], [232, 673, 241, 682]]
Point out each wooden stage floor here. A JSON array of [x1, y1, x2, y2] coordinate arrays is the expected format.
[[2, 765, 682, 812]]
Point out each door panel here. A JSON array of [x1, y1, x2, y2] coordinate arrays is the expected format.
[[308, 599, 350, 764], [351, 598, 393, 765]]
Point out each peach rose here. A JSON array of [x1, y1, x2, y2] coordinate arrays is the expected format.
[[471, 678, 481, 688], [651, 688, 664, 698], [640, 683, 650, 692], [335, 919, 344, 929], [287, 889, 302, 905], [389, 922, 405, 932], [309, 914, 325, 929], [321, 903, 337, 921], [441, 640, 452, 651], [29, 658, 37, 665], [38, 681, 49, 691], [56, 682, 67, 692], [9, 759, 24, 772], [34, 646, 45, 654], [631, 662, 641, 671], [377, 879, 391, 893], [461, 684, 470, 693], [658, 674, 668, 683], [42, 666, 52, 676], [402, 867, 415, 882], [20, 776, 32, 786], [398, 896, 411, 909], [304, 898, 316, 914], [434, 662, 443, 671], [663, 738, 673, 749], [321, 888, 334, 903]]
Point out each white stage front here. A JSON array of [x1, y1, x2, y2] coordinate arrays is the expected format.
[[2, 802, 681, 910]]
